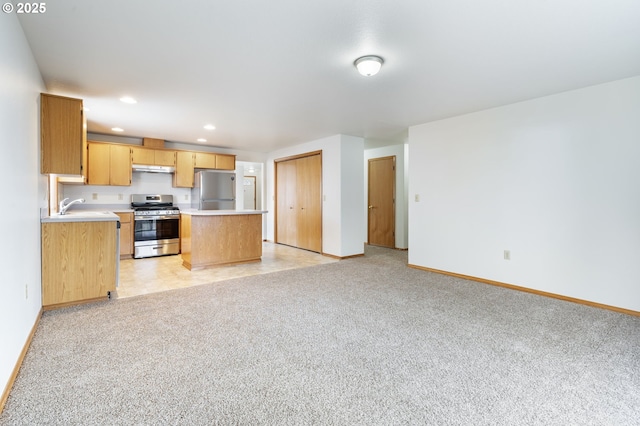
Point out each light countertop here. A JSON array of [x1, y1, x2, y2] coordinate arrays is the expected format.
[[180, 209, 268, 216], [41, 211, 120, 223]]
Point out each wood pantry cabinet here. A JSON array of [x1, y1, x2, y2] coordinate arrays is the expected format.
[[41, 221, 118, 308], [41, 93, 86, 175], [275, 152, 322, 253], [86, 142, 132, 186]]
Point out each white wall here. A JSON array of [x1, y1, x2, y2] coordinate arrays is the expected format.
[[408, 76, 640, 312], [61, 172, 192, 207], [0, 14, 47, 398], [266, 134, 365, 257], [364, 143, 408, 249]]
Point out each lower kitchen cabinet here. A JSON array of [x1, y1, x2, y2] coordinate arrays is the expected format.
[[41, 220, 118, 309], [115, 212, 133, 258]]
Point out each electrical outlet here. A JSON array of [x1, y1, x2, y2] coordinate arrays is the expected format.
[[118, 193, 123, 200], [415, 194, 420, 202], [184, 194, 189, 200], [92, 193, 98, 200], [504, 250, 511, 260]]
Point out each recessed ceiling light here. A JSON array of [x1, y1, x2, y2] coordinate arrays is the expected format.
[[204, 124, 216, 130], [120, 96, 137, 104], [111, 127, 124, 132], [197, 138, 207, 142]]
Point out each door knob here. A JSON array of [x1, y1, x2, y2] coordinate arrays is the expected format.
[[368, 205, 374, 209]]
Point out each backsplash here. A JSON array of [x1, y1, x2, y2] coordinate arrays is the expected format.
[[60, 171, 191, 206]]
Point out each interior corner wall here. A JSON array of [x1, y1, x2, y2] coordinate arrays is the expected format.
[[0, 13, 47, 399], [265, 134, 364, 257], [339, 135, 365, 256], [364, 143, 408, 249], [408, 76, 640, 312]]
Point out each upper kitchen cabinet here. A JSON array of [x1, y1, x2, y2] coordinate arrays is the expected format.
[[174, 151, 195, 188], [194, 152, 217, 169], [86, 142, 132, 186], [41, 93, 86, 175], [216, 154, 236, 170], [194, 152, 236, 170], [131, 146, 176, 166]]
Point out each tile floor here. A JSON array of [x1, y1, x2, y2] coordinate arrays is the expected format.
[[114, 242, 338, 299]]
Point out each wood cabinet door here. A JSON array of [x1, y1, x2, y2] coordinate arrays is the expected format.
[[194, 152, 217, 169], [276, 159, 298, 247], [115, 213, 133, 257], [275, 152, 322, 252], [86, 142, 111, 185], [296, 154, 322, 252], [216, 154, 236, 170], [174, 151, 195, 187], [41, 221, 117, 307], [131, 146, 155, 165], [109, 145, 132, 186], [41, 94, 84, 175], [155, 150, 176, 166]]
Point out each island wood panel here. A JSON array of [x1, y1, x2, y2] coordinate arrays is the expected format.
[[41, 221, 117, 308], [181, 214, 262, 270], [180, 213, 192, 265]]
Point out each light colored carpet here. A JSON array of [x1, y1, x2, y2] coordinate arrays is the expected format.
[[2, 246, 639, 425]]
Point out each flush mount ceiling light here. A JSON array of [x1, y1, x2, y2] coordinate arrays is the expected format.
[[119, 96, 137, 104], [204, 124, 216, 130], [111, 127, 124, 132], [354, 55, 384, 76], [197, 138, 207, 142]]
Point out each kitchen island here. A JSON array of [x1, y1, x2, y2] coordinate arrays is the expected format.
[[180, 209, 267, 270]]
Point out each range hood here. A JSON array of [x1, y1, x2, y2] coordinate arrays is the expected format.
[[132, 164, 175, 174]]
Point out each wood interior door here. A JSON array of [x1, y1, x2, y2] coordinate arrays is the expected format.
[[296, 154, 322, 252], [275, 152, 322, 252], [276, 159, 297, 247], [368, 156, 395, 248]]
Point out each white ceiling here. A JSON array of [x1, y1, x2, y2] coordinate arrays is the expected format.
[[17, 0, 640, 153]]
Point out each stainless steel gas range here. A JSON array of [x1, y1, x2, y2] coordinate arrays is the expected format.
[[131, 194, 180, 259]]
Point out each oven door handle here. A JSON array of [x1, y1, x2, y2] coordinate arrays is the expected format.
[[134, 215, 180, 221]]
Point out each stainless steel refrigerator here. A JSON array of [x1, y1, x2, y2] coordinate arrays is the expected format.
[[191, 170, 236, 210]]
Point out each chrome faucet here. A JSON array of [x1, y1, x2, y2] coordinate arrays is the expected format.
[[58, 197, 85, 215]]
